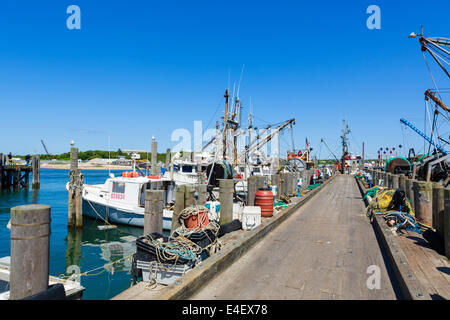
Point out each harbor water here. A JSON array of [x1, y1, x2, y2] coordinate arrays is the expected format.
[[0, 169, 146, 300]]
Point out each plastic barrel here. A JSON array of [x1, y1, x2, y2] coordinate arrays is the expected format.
[[255, 188, 274, 217]]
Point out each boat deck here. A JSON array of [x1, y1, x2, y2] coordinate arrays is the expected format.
[[191, 174, 397, 299]]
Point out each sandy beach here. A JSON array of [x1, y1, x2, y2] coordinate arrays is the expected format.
[[41, 163, 132, 171]]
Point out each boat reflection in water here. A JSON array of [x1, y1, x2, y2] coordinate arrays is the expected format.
[[64, 217, 151, 299]]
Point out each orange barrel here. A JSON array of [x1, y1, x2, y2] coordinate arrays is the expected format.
[[184, 210, 210, 229], [255, 187, 274, 217]]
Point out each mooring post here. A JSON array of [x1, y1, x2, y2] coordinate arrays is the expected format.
[[271, 174, 280, 201], [165, 148, 170, 170], [68, 147, 83, 229], [432, 183, 444, 238], [185, 184, 196, 207], [398, 174, 406, 193], [405, 178, 415, 212], [219, 179, 233, 225], [299, 170, 305, 188], [0, 153, 3, 190], [386, 173, 393, 189], [444, 188, 450, 259], [256, 176, 266, 193], [68, 148, 77, 228], [392, 174, 399, 190], [196, 184, 207, 206], [171, 185, 185, 233], [151, 137, 158, 176], [383, 172, 388, 188], [31, 155, 40, 189], [247, 176, 257, 206], [413, 181, 433, 228], [306, 169, 311, 186], [283, 173, 290, 196], [144, 190, 164, 235], [289, 172, 296, 196], [10, 204, 51, 300], [293, 172, 298, 195]]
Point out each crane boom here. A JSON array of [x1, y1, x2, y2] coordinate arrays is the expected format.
[[237, 118, 295, 163], [400, 118, 447, 155], [41, 139, 50, 156], [320, 138, 340, 163], [425, 89, 449, 112]]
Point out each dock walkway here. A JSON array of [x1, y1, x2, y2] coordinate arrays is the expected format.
[[191, 174, 397, 300]]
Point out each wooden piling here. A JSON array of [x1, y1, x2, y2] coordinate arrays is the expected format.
[[185, 184, 196, 208], [196, 184, 207, 206], [398, 174, 406, 193], [10, 204, 51, 300], [151, 138, 158, 176], [68, 147, 83, 229], [247, 176, 257, 206], [444, 188, 450, 259], [271, 174, 280, 200], [413, 181, 433, 228], [256, 175, 266, 192], [171, 185, 186, 233], [387, 173, 393, 189], [405, 178, 415, 212], [144, 190, 164, 235], [382, 172, 388, 187], [32, 155, 40, 189], [0, 153, 3, 190], [219, 179, 233, 225], [392, 174, 399, 190], [165, 148, 171, 169], [432, 183, 444, 238]]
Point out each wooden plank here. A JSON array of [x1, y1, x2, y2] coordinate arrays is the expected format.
[[396, 231, 450, 299], [191, 175, 396, 300]]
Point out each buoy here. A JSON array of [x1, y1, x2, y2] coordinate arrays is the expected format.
[[255, 187, 274, 217], [148, 175, 160, 179], [122, 171, 138, 178]]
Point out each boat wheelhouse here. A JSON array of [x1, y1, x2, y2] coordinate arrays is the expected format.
[[68, 174, 175, 229]]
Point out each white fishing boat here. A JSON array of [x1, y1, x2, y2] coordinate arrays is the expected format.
[[163, 152, 212, 185], [67, 171, 176, 230]]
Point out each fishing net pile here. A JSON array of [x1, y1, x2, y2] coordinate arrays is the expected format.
[[365, 188, 424, 234]]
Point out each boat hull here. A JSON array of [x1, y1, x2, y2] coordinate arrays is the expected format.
[[82, 199, 172, 230]]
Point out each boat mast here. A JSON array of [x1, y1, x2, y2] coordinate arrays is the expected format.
[[222, 89, 229, 160], [340, 120, 350, 173]]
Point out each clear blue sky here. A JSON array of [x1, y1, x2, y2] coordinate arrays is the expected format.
[[0, 0, 449, 159]]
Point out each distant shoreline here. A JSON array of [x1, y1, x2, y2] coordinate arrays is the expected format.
[[41, 164, 133, 171]]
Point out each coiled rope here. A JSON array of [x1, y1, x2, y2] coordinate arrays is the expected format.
[[143, 205, 222, 289]]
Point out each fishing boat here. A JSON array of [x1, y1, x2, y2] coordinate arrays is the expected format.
[[163, 152, 211, 185], [67, 165, 176, 230]]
